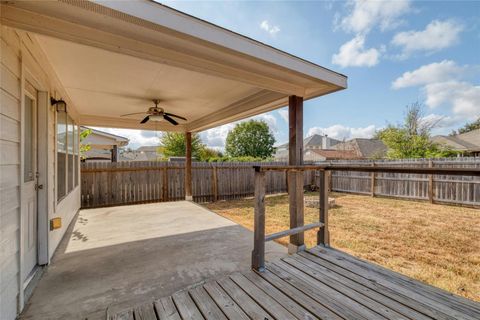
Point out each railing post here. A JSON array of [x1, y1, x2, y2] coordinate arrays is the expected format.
[[252, 168, 266, 272], [318, 169, 330, 246], [288, 170, 305, 253]]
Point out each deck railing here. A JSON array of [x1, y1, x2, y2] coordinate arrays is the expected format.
[[251, 165, 480, 271]]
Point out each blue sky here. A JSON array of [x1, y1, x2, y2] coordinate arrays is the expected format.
[[104, 0, 480, 149]]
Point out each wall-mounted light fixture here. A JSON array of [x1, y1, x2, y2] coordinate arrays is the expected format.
[[51, 97, 67, 113]]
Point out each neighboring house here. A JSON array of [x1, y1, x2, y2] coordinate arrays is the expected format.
[[275, 134, 341, 161], [332, 138, 387, 159], [432, 129, 480, 156], [304, 149, 360, 161], [120, 146, 162, 161], [81, 127, 129, 162]]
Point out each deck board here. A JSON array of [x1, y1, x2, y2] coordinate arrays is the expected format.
[[108, 246, 480, 320]]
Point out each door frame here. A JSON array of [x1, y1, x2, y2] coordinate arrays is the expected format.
[[18, 60, 50, 311]]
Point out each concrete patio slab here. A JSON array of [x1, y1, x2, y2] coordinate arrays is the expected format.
[[20, 201, 286, 320]]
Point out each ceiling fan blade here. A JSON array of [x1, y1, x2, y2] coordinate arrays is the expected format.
[[140, 115, 150, 124], [120, 112, 146, 117], [163, 114, 178, 125], [164, 112, 187, 121]]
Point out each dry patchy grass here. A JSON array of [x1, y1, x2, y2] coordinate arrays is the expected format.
[[206, 193, 480, 302]]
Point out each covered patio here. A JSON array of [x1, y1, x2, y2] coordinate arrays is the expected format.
[[1, 1, 479, 320], [20, 201, 286, 319]]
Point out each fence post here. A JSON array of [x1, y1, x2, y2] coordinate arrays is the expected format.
[[318, 169, 330, 246], [428, 159, 434, 203], [252, 168, 266, 272], [162, 167, 169, 202], [370, 162, 376, 197], [212, 166, 218, 202]]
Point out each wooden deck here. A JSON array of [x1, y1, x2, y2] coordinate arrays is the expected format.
[[109, 246, 480, 320]]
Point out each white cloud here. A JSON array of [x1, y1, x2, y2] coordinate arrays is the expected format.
[[392, 60, 466, 89], [392, 61, 480, 121], [260, 20, 280, 36], [339, 0, 411, 34], [420, 113, 461, 129], [392, 20, 463, 57], [332, 35, 380, 67], [424, 81, 480, 118], [199, 124, 234, 149], [91, 128, 161, 149], [307, 124, 377, 140], [277, 108, 288, 123]]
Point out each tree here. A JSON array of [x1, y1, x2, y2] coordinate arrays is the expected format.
[[450, 118, 480, 135], [197, 147, 222, 162], [79, 128, 92, 160], [375, 102, 456, 159], [159, 132, 205, 159], [225, 120, 275, 158]]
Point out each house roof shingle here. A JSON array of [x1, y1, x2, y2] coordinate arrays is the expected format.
[[333, 138, 387, 158], [432, 129, 480, 152]]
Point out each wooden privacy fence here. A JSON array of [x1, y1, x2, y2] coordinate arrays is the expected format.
[[81, 158, 480, 208], [80, 161, 316, 208], [329, 158, 480, 206]]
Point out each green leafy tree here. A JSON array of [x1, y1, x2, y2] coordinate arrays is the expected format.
[[197, 147, 222, 162], [376, 102, 457, 159], [79, 128, 92, 160], [159, 132, 205, 159], [225, 120, 275, 158], [450, 118, 480, 135]]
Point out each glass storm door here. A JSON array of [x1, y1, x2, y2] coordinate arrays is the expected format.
[[22, 90, 38, 282]]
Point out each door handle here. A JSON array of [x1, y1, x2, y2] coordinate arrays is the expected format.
[[35, 184, 44, 190]]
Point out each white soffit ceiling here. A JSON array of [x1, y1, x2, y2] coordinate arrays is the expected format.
[[37, 35, 264, 127]]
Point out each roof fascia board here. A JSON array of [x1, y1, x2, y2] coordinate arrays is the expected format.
[[94, 0, 347, 88]]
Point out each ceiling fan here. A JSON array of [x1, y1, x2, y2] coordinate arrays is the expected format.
[[120, 99, 187, 125]]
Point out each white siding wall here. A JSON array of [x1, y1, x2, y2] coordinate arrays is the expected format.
[[0, 25, 81, 319], [0, 26, 22, 320]]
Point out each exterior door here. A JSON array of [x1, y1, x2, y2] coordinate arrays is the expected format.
[[22, 87, 38, 282]]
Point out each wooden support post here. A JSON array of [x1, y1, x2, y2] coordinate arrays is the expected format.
[[212, 166, 218, 202], [185, 132, 193, 201], [111, 145, 118, 162], [252, 169, 266, 271], [318, 170, 330, 246], [288, 95, 305, 253], [428, 159, 434, 203], [370, 162, 376, 197]]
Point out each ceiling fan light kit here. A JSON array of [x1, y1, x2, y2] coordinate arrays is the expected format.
[[149, 115, 163, 121], [120, 99, 187, 126]]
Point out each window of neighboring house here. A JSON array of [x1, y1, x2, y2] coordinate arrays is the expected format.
[[57, 110, 67, 201]]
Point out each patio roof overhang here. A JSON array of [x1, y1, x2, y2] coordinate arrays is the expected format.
[[1, 0, 347, 132]]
